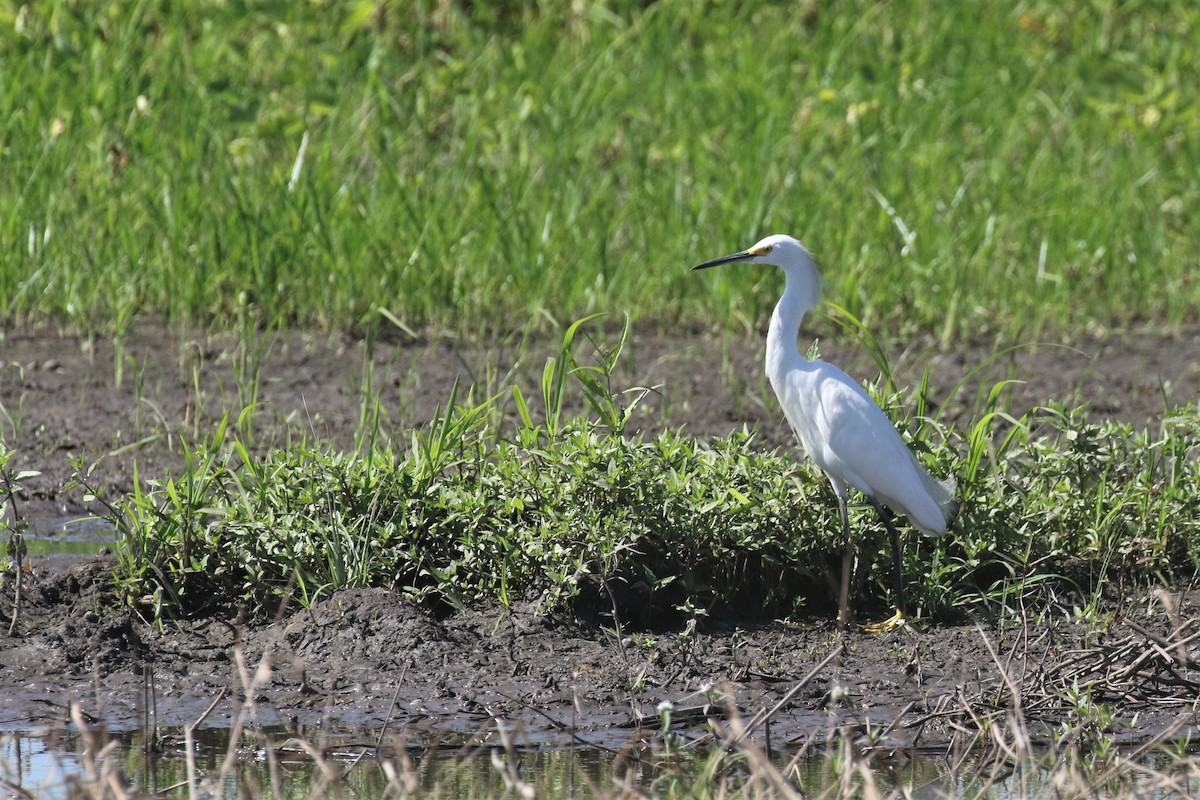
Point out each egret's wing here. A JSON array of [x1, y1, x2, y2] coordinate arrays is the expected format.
[[807, 362, 953, 535], [813, 371, 905, 464]]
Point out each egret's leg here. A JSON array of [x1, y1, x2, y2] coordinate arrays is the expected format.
[[829, 492, 853, 705], [864, 497, 909, 634], [836, 493, 852, 629], [874, 499, 907, 618]]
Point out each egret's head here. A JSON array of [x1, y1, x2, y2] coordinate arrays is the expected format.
[[691, 234, 814, 274]]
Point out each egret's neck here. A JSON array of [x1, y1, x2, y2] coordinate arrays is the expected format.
[[766, 264, 821, 373]]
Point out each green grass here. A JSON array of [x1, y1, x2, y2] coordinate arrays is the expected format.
[[2, 0, 1197, 340]]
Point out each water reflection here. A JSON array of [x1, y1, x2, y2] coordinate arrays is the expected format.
[[22, 516, 116, 569], [4, 724, 1197, 799], [2, 727, 622, 799]]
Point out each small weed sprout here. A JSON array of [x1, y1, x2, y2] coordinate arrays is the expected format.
[[1, 447, 38, 636]]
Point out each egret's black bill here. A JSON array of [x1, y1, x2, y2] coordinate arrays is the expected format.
[[691, 251, 753, 271]]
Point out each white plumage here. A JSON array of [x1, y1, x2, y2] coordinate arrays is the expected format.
[[694, 234, 956, 628]]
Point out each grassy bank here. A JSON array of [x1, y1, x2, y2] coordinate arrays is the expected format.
[[53, 320, 1195, 624], [2, 1, 1197, 340], [97, 400, 1200, 624]]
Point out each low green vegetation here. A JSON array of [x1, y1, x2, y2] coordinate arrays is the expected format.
[[84, 320, 1198, 624], [2, 0, 1197, 340]]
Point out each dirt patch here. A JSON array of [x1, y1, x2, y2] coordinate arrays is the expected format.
[[2, 324, 1200, 746]]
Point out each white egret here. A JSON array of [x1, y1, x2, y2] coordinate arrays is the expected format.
[[693, 234, 956, 630]]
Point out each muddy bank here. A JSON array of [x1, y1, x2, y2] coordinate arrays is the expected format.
[[3, 558, 1198, 750], [2, 324, 1200, 746]]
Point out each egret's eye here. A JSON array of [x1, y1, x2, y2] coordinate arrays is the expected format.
[[748, 245, 772, 256]]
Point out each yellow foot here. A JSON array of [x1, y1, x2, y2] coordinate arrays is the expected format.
[[862, 609, 913, 634]]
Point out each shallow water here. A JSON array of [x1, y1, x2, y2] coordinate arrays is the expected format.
[[4, 727, 624, 798], [22, 515, 116, 570], [4, 723, 1197, 799], [1, 727, 618, 799]]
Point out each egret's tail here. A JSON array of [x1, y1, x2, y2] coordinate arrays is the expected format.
[[919, 468, 958, 529]]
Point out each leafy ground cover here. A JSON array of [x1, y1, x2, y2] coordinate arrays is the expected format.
[[97, 393, 1200, 624], [2, 1, 1197, 339]]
